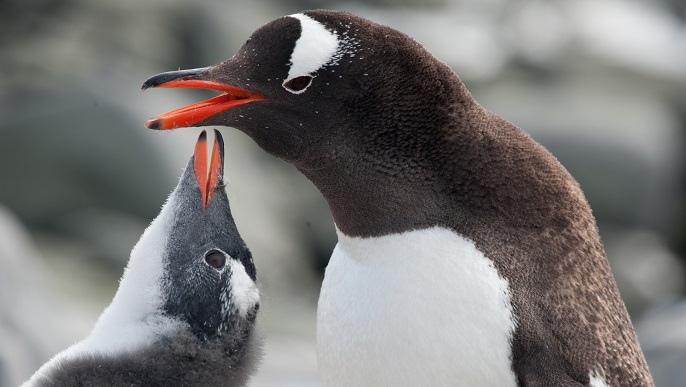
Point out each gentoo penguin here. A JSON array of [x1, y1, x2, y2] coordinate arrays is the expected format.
[[142, 10, 654, 386], [22, 130, 262, 386]]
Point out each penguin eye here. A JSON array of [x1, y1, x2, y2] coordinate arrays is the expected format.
[[204, 250, 226, 270], [283, 76, 313, 93]]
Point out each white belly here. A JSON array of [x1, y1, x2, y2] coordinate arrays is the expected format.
[[316, 226, 517, 387]]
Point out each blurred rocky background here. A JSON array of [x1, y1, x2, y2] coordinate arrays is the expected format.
[[1, 0, 685, 385]]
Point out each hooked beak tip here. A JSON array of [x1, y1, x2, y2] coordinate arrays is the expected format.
[[142, 67, 212, 90], [145, 119, 161, 130]]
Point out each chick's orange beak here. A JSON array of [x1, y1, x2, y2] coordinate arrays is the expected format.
[[193, 129, 225, 209]]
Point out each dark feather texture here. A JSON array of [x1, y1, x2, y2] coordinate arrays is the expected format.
[[28, 325, 262, 387]]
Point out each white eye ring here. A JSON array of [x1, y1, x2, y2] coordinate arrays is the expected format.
[[282, 75, 314, 94]]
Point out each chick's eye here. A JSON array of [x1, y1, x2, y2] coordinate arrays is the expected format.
[[205, 250, 226, 270], [283, 76, 313, 93]]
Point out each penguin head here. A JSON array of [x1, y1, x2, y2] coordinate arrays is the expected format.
[[142, 10, 463, 165], [145, 129, 259, 340], [164, 129, 258, 339]]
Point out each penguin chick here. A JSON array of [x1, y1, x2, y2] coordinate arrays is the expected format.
[[23, 130, 261, 387]]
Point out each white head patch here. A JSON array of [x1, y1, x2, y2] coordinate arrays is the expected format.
[[228, 259, 260, 318], [284, 13, 340, 93]]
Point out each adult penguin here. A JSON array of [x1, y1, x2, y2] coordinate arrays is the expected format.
[[143, 10, 654, 386]]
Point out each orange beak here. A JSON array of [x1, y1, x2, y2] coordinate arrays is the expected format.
[[193, 129, 225, 209], [142, 67, 266, 130]]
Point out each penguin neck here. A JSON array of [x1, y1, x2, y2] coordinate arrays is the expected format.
[[294, 74, 483, 238], [346, 179, 442, 237], [79, 194, 182, 358], [295, 99, 586, 239], [295, 135, 457, 239]]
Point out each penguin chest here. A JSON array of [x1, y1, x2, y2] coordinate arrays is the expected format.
[[316, 226, 517, 387]]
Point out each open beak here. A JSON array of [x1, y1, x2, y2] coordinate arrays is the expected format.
[[194, 129, 225, 209], [142, 67, 267, 130]]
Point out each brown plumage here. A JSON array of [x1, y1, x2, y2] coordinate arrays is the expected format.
[[143, 10, 653, 385]]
